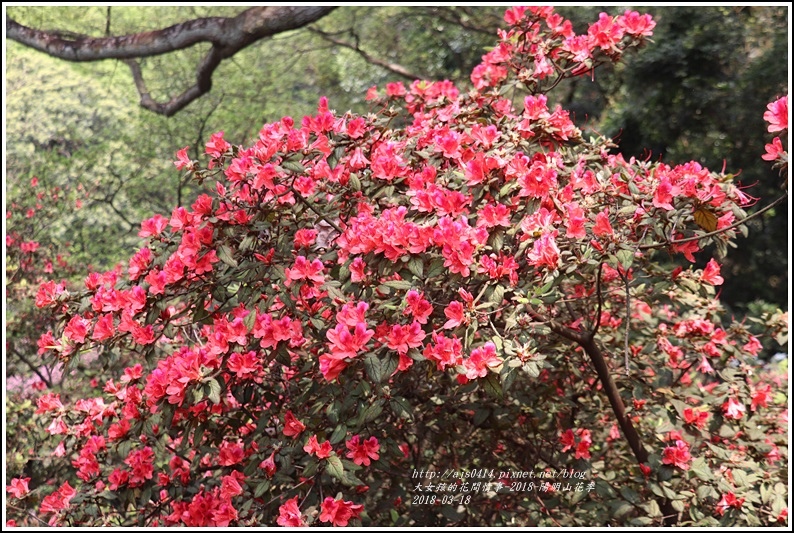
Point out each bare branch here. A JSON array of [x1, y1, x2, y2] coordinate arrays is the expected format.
[[308, 26, 428, 81], [640, 192, 788, 250], [621, 270, 631, 375], [587, 262, 604, 341], [578, 335, 679, 525], [9, 346, 53, 388], [6, 7, 336, 116]]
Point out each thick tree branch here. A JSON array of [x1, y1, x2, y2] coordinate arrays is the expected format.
[[6, 6, 336, 116], [308, 26, 427, 81], [579, 336, 678, 525], [528, 303, 679, 524]]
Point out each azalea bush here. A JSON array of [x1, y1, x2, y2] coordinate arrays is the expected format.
[[5, 6, 789, 527]]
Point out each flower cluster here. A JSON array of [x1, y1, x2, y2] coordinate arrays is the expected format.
[[9, 6, 788, 528]]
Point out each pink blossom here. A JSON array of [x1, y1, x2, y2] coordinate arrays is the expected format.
[[722, 397, 745, 420], [304, 435, 333, 459], [276, 496, 306, 527], [588, 12, 625, 50], [346, 435, 380, 466], [283, 411, 306, 438], [174, 146, 193, 170], [762, 137, 785, 161], [6, 478, 31, 498], [764, 95, 788, 132], [715, 492, 744, 516], [700, 258, 724, 286], [463, 342, 501, 380], [527, 233, 560, 270], [653, 177, 679, 210], [205, 131, 231, 159], [592, 209, 614, 237], [743, 335, 763, 356], [661, 439, 692, 470], [319, 497, 363, 527], [617, 10, 656, 37]]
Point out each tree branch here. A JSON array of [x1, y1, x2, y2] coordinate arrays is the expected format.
[[579, 336, 678, 525], [621, 270, 631, 375], [7, 6, 336, 116], [640, 192, 788, 250], [9, 346, 53, 388], [588, 262, 604, 341], [308, 26, 428, 81]]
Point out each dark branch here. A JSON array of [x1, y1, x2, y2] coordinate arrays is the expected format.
[[579, 336, 679, 525], [640, 192, 788, 250], [6, 7, 336, 116], [588, 262, 604, 341], [9, 346, 53, 388], [308, 26, 428, 81]]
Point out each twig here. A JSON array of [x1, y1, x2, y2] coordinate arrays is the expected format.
[[588, 262, 604, 341], [640, 193, 787, 250], [9, 346, 53, 387], [621, 270, 630, 375], [308, 26, 428, 80], [289, 186, 342, 234]]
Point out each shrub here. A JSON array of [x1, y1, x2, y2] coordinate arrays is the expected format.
[[6, 6, 788, 527]]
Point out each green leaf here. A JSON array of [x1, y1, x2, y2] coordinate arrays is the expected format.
[[481, 372, 503, 400], [732, 469, 748, 488], [620, 486, 640, 504], [473, 408, 490, 426], [326, 454, 345, 481], [407, 256, 424, 278], [302, 460, 319, 478], [644, 500, 662, 517], [389, 396, 413, 420], [193, 424, 205, 447], [616, 249, 634, 269], [341, 470, 365, 487], [329, 424, 348, 444], [254, 480, 270, 498], [239, 234, 255, 252], [489, 284, 505, 304], [697, 485, 715, 502], [244, 458, 260, 477], [243, 309, 257, 331], [536, 277, 555, 296], [425, 258, 446, 279], [207, 378, 222, 405], [383, 279, 413, 291], [441, 505, 465, 521], [349, 173, 361, 191], [359, 400, 384, 424], [522, 361, 540, 378], [489, 230, 504, 252], [364, 353, 398, 383], [324, 283, 346, 302], [282, 160, 306, 174], [612, 501, 633, 518], [217, 244, 238, 267]]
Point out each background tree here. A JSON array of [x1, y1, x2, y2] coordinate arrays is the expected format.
[[4, 7, 789, 527]]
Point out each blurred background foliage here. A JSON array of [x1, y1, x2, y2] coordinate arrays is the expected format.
[[5, 5, 788, 318]]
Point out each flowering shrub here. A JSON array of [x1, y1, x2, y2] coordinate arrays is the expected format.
[[6, 7, 788, 527]]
